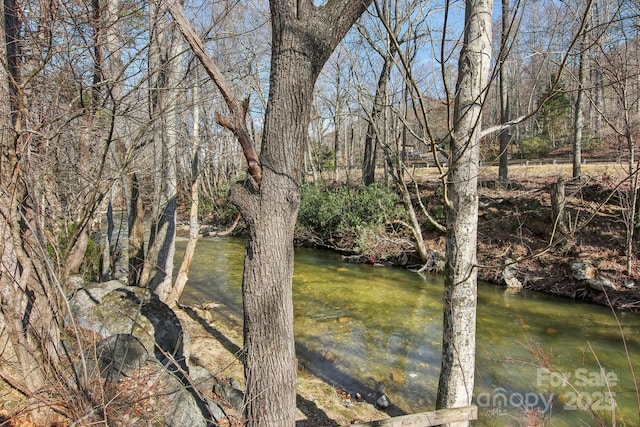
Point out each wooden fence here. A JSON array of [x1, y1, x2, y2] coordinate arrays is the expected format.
[[347, 405, 477, 427]]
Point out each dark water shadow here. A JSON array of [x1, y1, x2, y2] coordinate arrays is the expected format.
[[295, 342, 407, 418]]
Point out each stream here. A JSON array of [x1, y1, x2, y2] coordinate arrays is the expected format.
[[178, 237, 640, 426]]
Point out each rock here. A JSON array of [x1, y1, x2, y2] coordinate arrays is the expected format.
[[586, 275, 618, 292], [230, 377, 242, 390], [67, 275, 85, 292], [504, 276, 522, 289], [571, 262, 596, 281], [389, 369, 404, 384], [376, 394, 389, 409], [68, 282, 189, 366], [94, 333, 148, 380], [322, 350, 337, 362], [501, 259, 522, 289], [189, 365, 217, 395], [214, 382, 245, 411], [425, 250, 445, 273], [68, 281, 223, 426], [570, 262, 618, 291], [156, 360, 209, 427]]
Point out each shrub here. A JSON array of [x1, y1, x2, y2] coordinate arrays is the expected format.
[[583, 135, 603, 152], [518, 136, 550, 159], [297, 183, 404, 240]]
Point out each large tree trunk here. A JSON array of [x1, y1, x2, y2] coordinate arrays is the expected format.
[[228, 21, 319, 426], [436, 0, 493, 424], [168, 2, 373, 424], [151, 23, 184, 301]]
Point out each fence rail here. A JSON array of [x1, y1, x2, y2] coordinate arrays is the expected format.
[[347, 405, 477, 427]]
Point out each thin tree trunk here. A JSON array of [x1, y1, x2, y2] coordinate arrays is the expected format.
[[573, 9, 590, 180], [436, 0, 493, 423], [551, 177, 569, 236], [625, 117, 637, 275], [167, 69, 201, 307], [128, 173, 145, 285], [498, 0, 510, 184], [102, 197, 114, 281], [362, 55, 392, 186]]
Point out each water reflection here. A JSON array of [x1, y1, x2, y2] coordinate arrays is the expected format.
[[178, 237, 640, 426]]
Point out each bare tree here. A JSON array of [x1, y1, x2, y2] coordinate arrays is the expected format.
[[0, 0, 62, 421], [436, 0, 493, 423], [498, 0, 512, 184], [166, 1, 374, 425], [165, 65, 202, 308], [140, 2, 183, 294], [592, 4, 640, 275]]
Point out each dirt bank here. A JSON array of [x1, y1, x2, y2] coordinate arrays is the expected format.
[[421, 163, 640, 311]]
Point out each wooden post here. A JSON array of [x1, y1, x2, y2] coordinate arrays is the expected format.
[[347, 405, 477, 427], [550, 177, 569, 236]]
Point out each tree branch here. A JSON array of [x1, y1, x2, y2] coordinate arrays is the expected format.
[[164, 0, 262, 186]]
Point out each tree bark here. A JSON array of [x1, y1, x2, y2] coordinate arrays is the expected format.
[[436, 0, 493, 424], [128, 173, 145, 285], [362, 53, 393, 186], [167, 68, 202, 308], [572, 12, 590, 180], [498, 0, 510, 184], [168, 2, 373, 424], [142, 2, 180, 294], [550, 177, 569, 236]]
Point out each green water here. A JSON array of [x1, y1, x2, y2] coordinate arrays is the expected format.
[[178, 237, 640, 426]]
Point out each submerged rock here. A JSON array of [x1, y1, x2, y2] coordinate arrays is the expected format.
[[376, 394, 390, 409]]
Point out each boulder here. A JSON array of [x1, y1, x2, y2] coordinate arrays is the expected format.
[[68, 281, 223, 425], [501, 259, 522, 289], [68, 281, 189, 366], [571, 262, 618, 292], [586, 275, 618, 292], [93, 333, 148, 380]]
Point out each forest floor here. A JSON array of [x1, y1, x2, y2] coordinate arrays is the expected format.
[[415, 161, 640, 311]]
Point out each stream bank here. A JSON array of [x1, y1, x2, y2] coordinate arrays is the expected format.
[[285, 164, 640, 311]]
